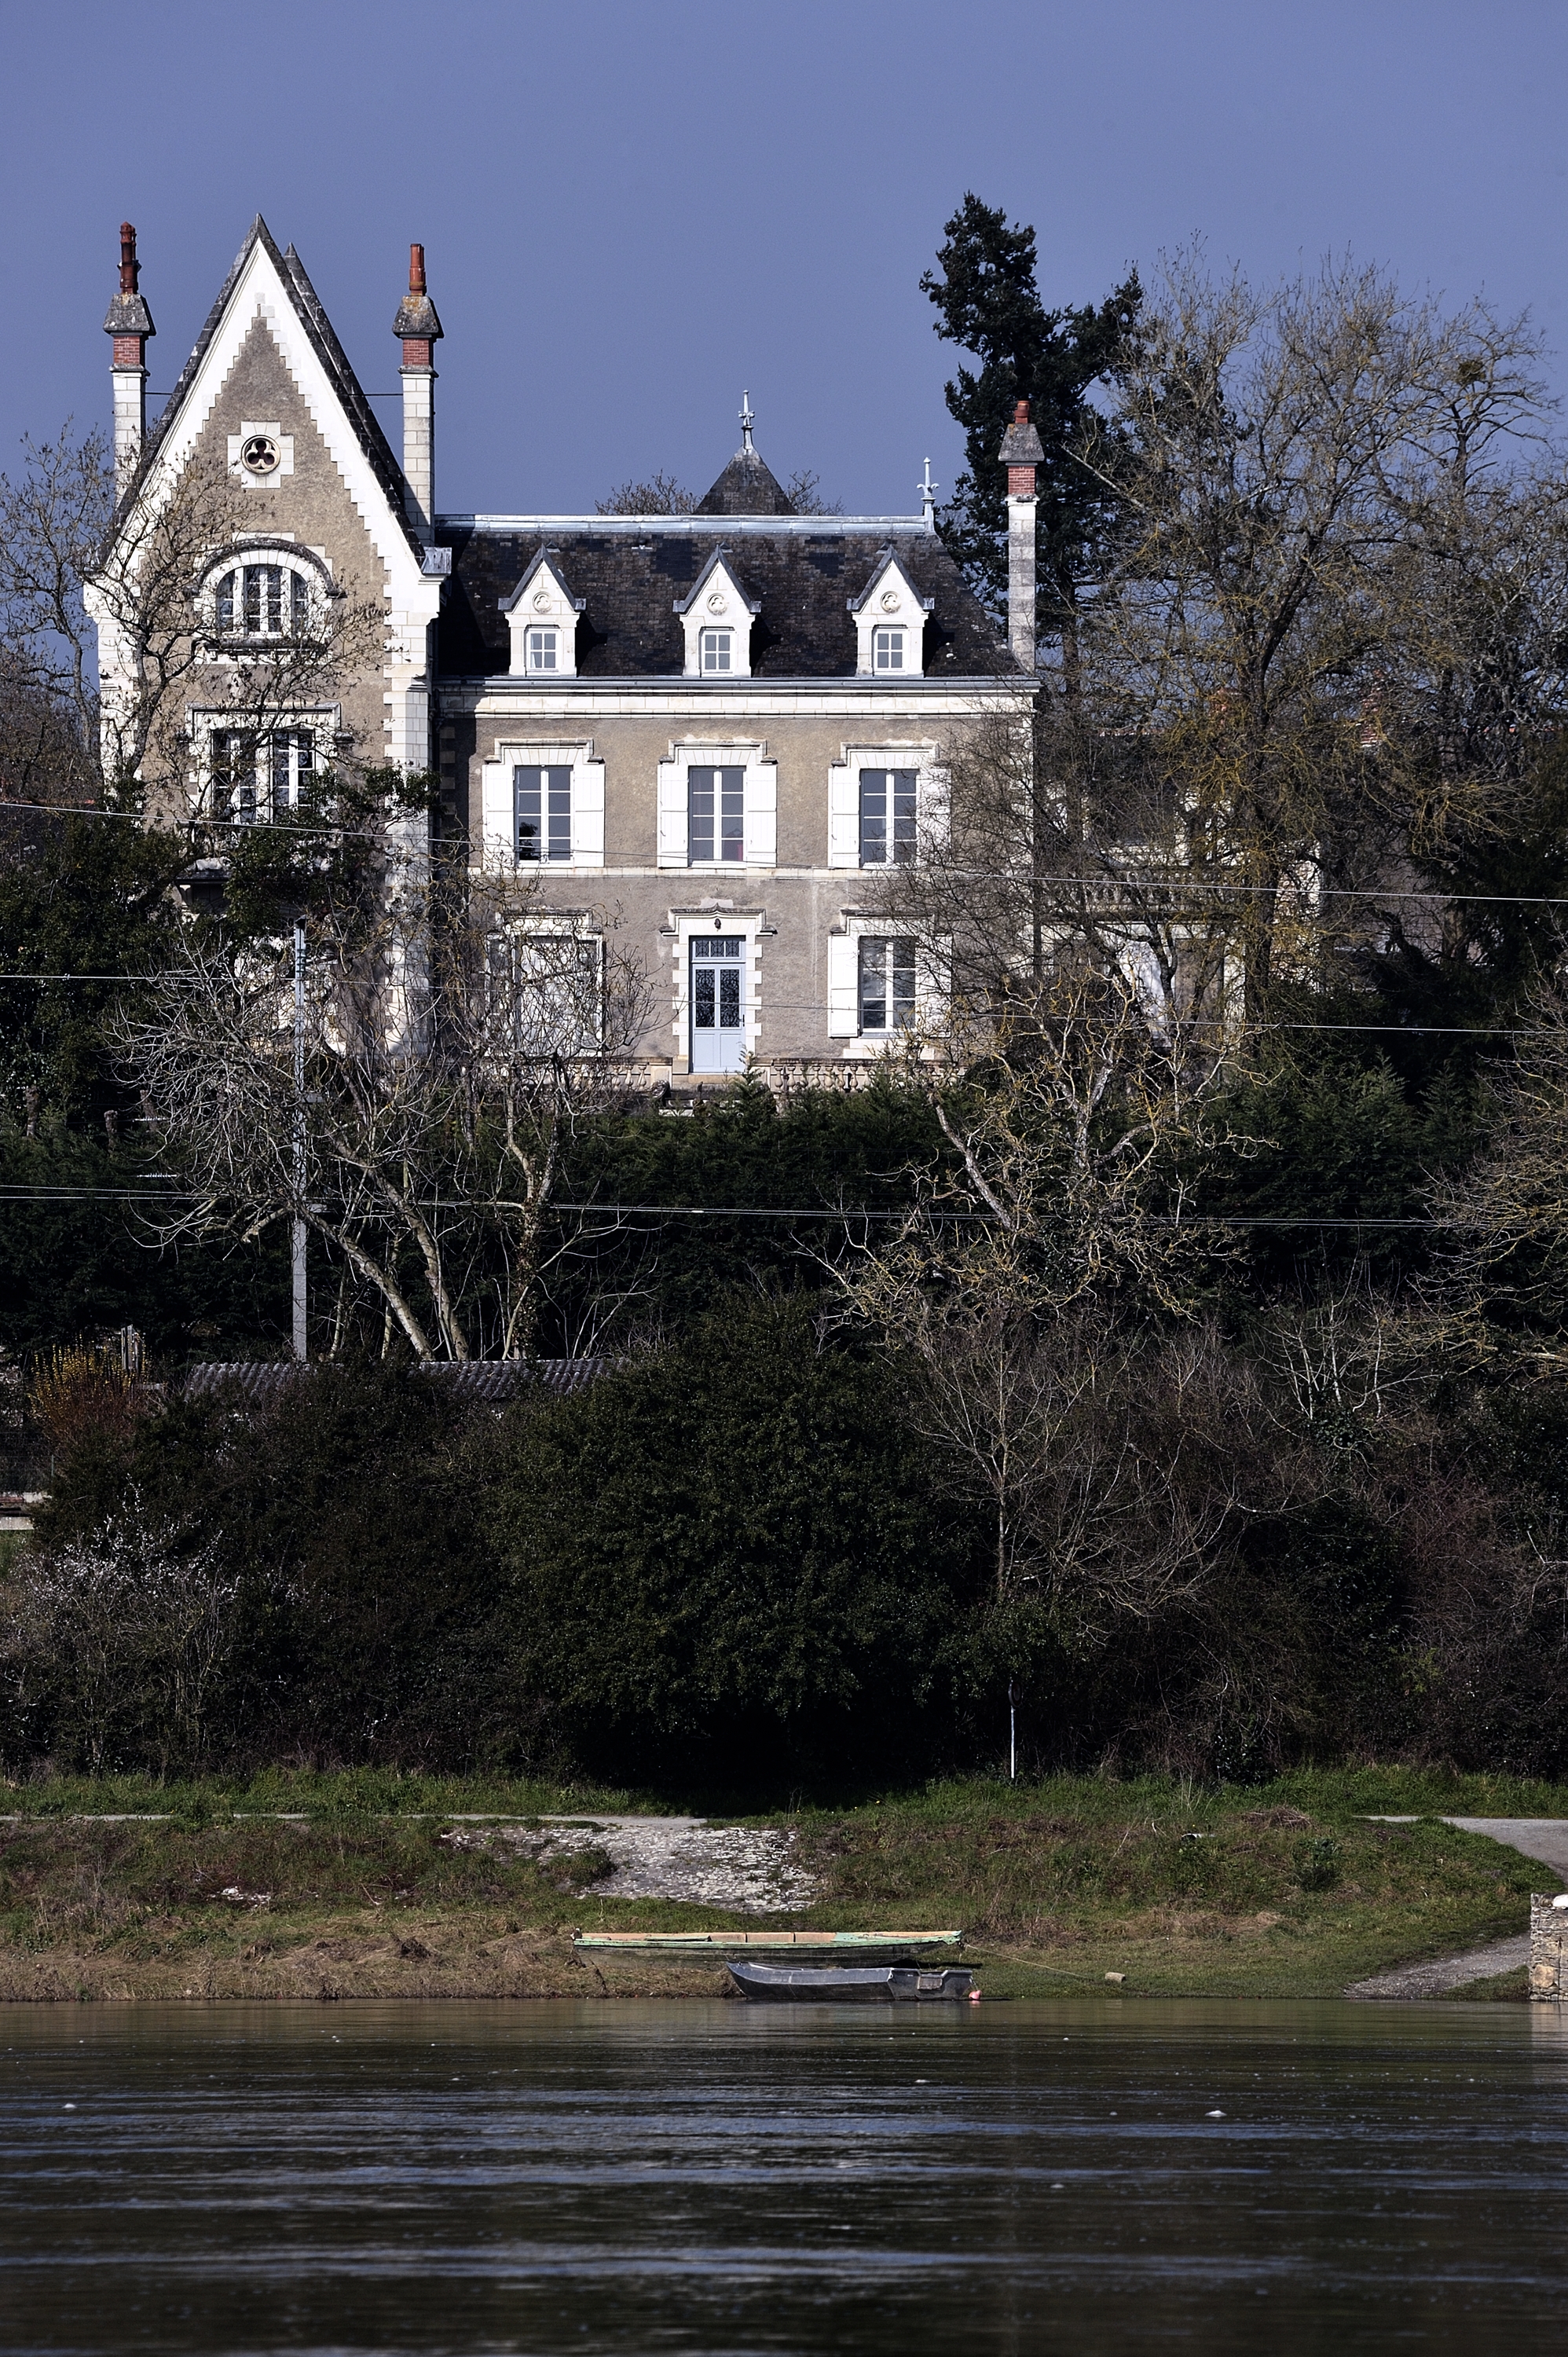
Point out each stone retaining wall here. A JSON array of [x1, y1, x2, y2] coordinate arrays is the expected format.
[[1529, 1895, 1568, 1999]]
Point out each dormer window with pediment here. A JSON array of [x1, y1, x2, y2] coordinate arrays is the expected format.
[[848, 550, 934, 678], [673, 548, 760, 679], [500, 548, 585, 677]]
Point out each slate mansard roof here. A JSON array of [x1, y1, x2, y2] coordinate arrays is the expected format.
[[435, 515, 1013, 681]]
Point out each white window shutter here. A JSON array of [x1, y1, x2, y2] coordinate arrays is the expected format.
[[480, 761, 514, 865], [573, 759, 606, 867], [746, 761, 777, 866], [656, 759, 686, 867], [826, 932, 859, 1036], [916, 941, 948, 1026], [826, 761, 859, 868], [918, 762, 949, 856]]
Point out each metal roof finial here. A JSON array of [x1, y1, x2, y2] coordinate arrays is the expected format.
[[740, 390, 755, 456], [920, 456, 939, 525]]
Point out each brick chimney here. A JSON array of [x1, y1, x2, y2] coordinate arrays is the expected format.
[[103, 224, 155, 496], [392, 242, 442, 533], [998, 397, 1044, 672]]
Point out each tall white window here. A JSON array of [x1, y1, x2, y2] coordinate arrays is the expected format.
[[688, 765, 745, 863], [700, 628, 733, 674], [859, 937, 916, 1034], [873, 626, 905, 672], [859, 768, 917, 865], [210, 728, 315, 822], [489, 932, 602, 1054], [514, 764, 572, 863], [526, 627, 558, 673], [211, 563, 312, 640]]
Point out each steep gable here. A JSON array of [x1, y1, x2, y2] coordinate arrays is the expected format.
[[105, 215, 429, 587]]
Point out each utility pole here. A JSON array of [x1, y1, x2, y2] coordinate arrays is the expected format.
[[292, 921, 307, 1362]]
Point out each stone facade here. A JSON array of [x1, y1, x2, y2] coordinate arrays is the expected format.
[[92, 218, 1034, 1080], [1529, 1893, 1568, 1999]]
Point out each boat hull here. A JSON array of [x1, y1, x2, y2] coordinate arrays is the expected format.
[[727, 1959, 974, 2003]]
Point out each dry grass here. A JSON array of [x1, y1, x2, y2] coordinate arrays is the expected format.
[[0, 1778, 1550, 2001]]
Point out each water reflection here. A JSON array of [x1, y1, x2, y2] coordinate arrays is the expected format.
[[2, 1997, 1565, 2353]]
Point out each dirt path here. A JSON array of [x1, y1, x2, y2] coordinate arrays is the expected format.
[[1346, 1818, 1568, 1999], [1346, 1934, 1529, 2000]]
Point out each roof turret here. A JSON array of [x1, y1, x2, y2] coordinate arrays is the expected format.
[[696, 391, 796, 515]]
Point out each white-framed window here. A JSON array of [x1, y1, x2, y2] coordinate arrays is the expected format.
[[526, 627, 559, 673], [873, 627, 906, 672], [208, 727, 316, 822], [479, 744, 605, 871], [858, 937, 917, 1034], [207, 556, 318, 642], [700, 628, 734, 674], [688, 765, 745, 863], [859, 768, 917, 865], [657, 746, 776, 869], [826, 744, 936, 871], [514, 764, 573, 863], [487, 929, 603, 1055]]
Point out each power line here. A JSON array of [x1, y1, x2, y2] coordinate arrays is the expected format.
[[0, 1186, 1459, 1228]]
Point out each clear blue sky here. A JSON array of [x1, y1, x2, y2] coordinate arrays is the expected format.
[[4, 0, 1566, 519]]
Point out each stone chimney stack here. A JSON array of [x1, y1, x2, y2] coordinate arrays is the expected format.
[[104, 223, 155, 496], [393, 242, 442, 533], [998, 397, 1044, 673]]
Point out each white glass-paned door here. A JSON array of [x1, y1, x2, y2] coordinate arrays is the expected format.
[[690, 936, 746, 1073]]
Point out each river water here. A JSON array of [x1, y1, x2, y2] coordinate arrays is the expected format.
[[2, 1997, 1566, 2355]]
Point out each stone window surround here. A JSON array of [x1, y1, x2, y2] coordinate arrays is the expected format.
[[188, 701, 341, 815], [227, 419, 295, 489], [826, 739, 941, 870], [672, 549, 762, 680], [478, 739, 606, 871], [500, 549, 586, 678], [846, 550, 934, 678], [656, 739, 777, 871], [826, 911, 940, 1050], [197, 536, 336, 643], [661, 904, 770, 1072]]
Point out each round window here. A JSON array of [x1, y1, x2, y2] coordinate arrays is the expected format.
[[240, 435, 280, 475]]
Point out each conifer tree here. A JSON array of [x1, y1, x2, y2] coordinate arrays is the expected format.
[[920, 193, 1140, 687]]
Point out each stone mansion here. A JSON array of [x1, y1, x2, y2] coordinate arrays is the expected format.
[[94, 219, 1041, 1080]]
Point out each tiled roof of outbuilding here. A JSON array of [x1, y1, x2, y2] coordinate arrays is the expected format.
[[435, 518, 1012, 680]]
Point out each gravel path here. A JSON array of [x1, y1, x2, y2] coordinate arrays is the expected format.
[[438, 1816, 815, 1914], [1346, 1818, 1568, 1998], [1346, 1934, 1529, 2000]]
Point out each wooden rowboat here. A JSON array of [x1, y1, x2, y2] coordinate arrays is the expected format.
[[727, 1959, 976, 2003]]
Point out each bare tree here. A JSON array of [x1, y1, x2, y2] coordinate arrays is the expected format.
[[0, 1493, 238, 1773], [123, 845, 651, 1361], [596, 472, 698, 515], [1072, 251, 1563, 1009]]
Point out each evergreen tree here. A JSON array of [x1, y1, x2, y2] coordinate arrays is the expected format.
[[921, 193, 1140, 684]]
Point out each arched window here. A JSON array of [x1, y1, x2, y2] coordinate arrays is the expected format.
[[207, 552, 320, 641]]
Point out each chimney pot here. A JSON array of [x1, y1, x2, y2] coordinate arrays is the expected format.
[[409, 242, 426, 297], [104, 223, 155, 494]]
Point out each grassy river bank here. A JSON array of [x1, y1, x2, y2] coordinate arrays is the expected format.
[[0, 1766, 1559, 2003]]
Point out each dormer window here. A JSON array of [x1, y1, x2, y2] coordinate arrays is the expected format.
[[502, 552, 584, 677], [675, 551, 760, 677], [849, 552, 933, 676]]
